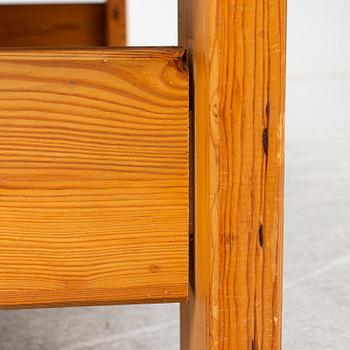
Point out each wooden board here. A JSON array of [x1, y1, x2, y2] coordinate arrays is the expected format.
[[179, 0, 286, 349], [0, 4, 106, 47], [0, 48, 189, 309], [106, 0, 127, 46]]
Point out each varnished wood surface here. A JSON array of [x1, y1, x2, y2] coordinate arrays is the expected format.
[[106, 0, 127, 46], [179, 0, 286, 349], [0, 48, 189, 309], [0, 4, 105, 47]]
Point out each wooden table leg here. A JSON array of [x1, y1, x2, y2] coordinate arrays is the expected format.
[[106, 0, 127, 46], [179, 0, 286, 349]]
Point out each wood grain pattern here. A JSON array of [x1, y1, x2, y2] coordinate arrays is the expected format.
[[0, 4, 105, 47], [179, 0, 286, 349], [0, 48, 189, 309], [106, 0, 127, 46]]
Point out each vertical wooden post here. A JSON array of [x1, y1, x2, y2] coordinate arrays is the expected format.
[[106, 0, 126, 46], [179, 0, 286, 349]]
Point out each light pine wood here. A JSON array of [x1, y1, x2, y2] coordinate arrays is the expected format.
[[106, 0, 127, 46], [179, 0, 286, 349], [0, 4, 106, 47], [0, 48, 189, 309]]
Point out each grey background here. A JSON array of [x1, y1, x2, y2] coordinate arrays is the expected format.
[[0, 0, 350, 349]]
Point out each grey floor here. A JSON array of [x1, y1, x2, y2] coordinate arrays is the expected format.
[[1, 74, 349, 350], [283, 74, 350, 349], [0, 304, 180, 349]]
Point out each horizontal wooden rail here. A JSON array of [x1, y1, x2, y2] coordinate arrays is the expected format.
[[0, 47, 189, 309], [0, 4, 106, 47]]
